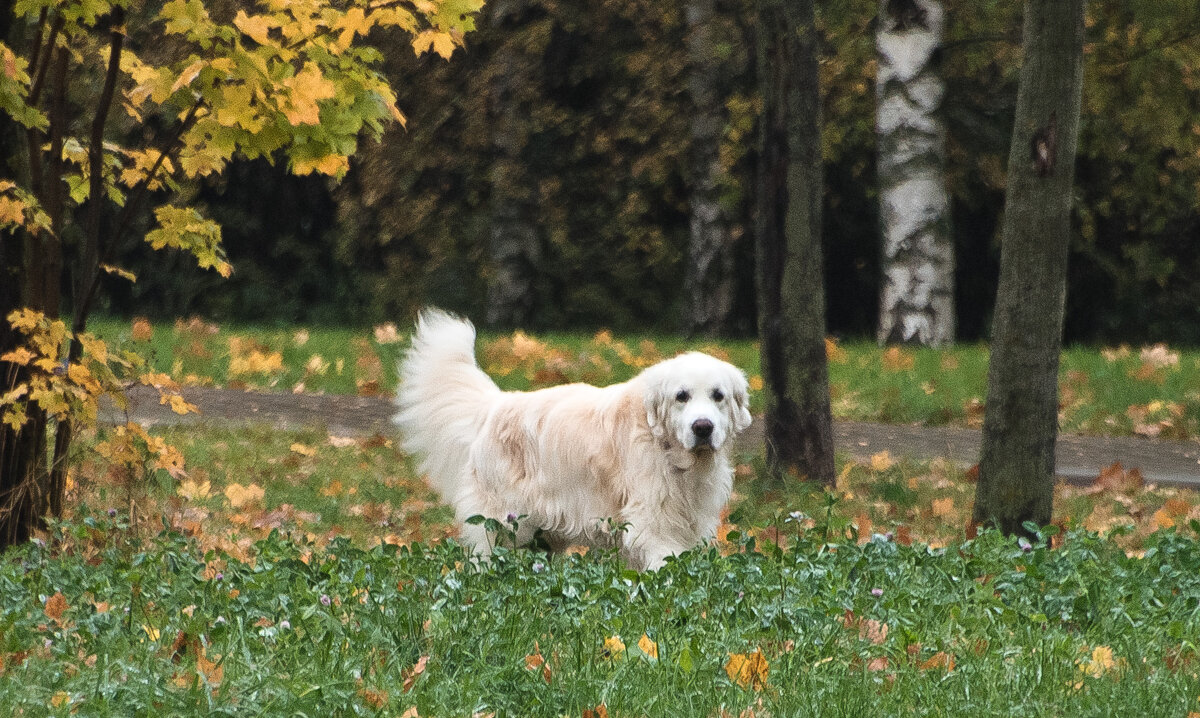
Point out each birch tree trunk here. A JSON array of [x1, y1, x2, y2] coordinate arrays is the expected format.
[[972, 0, 1086, 536], [875, 0, 955, 347], [755, 0, 835, 485], [683, 0, 734, 336], [486, 0, 541, 328]]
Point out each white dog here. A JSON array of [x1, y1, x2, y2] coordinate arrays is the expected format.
[[394, 308, 752, 571]]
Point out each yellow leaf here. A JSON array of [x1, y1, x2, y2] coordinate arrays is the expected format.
[[293, 153, 349, 177], [637, 634, 658, 659], [825, 336, 848, 363], [931, 497, 955, 518], [725, 649, 770, 690], [170, 60, 205, 94], [0, 347, 34, 365], [1078, 645, 1120, 678], [178, 478, 212, 501], [142, 624, 161, 642], [320, 480, 344, 497], [291, 442, 317, 457], [234, 10, 275, 45], [50, 691, 70, 708], [280, 62, 336, 126], [602, 635, 625, 661], [165, 393, 198, 415], [869, 451, 895, 472], [411, 30, 457, 59], [1153, 509, 1176, 530], [748, 375, 764, 392], [224, 482, 265, 509]]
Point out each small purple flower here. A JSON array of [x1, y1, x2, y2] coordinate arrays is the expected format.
[[506, 512, 519, 524], [871, 588, 884, 597], [532, 562, 545, 573], [320, 594, 331, 606], [214, 572, 224, 582], [107, 508, 117, 517], [1018, 537, 1033, 553], [279, 620, 291, 630]]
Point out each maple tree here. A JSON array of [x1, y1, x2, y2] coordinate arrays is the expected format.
[[0, 0, 482, 549]]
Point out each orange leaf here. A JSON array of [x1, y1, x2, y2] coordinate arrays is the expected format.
[[725, 649, 770, 690], [637, 634, 658, 659], [402, 655, 428, 693], [931, 497, 955, 517], [918, 651, 955, 672], [131, 317, 153, 342], [43, 592, 68, 623]]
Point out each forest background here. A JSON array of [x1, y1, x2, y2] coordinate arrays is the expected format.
[[99, 0, 1200, 345]]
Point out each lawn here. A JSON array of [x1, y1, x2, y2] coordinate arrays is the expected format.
[[3, 317, 1200, 714], [88, 316, 1200, 439]]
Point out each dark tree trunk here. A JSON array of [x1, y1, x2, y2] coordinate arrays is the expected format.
[[485, 0, 541, 328], [972, 0, 1086, 536], [682, 0, 734, 336], [755, 0, 835, 485]]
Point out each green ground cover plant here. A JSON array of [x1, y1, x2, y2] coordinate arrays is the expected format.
[[88, 317, 1200, 439], [3, 513, 1200, 716]]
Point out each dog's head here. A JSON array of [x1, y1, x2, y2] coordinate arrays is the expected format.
[[642, 352, 752, 451]]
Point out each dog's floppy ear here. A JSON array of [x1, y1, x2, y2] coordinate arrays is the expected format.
[[641, 367, 671, 439], [728, 368, 752, 434]]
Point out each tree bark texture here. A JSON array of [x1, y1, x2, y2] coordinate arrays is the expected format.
[[876, 0, 954, 347], [682, 0, 734, 336], [485, 0, 542, 328], [755, 0, 835, 485], [973, 0, 1086, 536]]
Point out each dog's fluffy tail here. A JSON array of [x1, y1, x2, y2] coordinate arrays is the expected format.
[[395, 308, 500, 500]]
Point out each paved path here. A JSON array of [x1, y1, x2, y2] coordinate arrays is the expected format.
[[105, 385, 1200, 489]]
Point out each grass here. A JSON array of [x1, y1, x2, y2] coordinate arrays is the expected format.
[[89, 316, 1200, 439], [5, 318, 1200, 713], [4, 512, 1200, 716]]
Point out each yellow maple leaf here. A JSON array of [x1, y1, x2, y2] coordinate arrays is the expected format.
[[293, 153, 349, 177], [637, 634, 658, 660], [0, 346, 34, 365], [869, 450, 895, 472], [224, 482, 265, 509], [280, 62, 336, 126], [725, 649, 770, 690], [1078, 645, 1121, 678], [290, 442, 317, 457], [411, 29, 457, 59], [601, 635, 625, 661], [931, 497, 955, 518], [178, 478, 212, 501], [164, 393, 198, 415], [234, 10, 276, 45]]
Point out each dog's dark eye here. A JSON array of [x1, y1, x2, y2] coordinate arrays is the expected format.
[[675, 390, 690, 403], [711, 389, 724, 402]]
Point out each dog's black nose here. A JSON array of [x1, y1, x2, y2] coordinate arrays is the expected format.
[[692, 418, 714, 440]]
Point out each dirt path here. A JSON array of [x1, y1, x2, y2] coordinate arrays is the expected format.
[[105, 385, 1200, 489]]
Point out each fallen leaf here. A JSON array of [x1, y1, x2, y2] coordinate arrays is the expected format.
[[869, 451, 895, 472], [290, 442, 317, 457], [638, 634, 658, 660], [931, 497, 955, 517], [44, 592, 68, 623], [224, 482, 265, 509], [602, 635, 625, 661], [725, 649, 770, 690], [918, 651, 955, 671], [402, 655, 428, 693], [131, 317, 153, 342]]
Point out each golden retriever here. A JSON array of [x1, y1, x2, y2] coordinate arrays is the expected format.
[[394, 308, 751, 570]]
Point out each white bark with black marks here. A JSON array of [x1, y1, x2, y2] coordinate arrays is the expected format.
[[683, 0, 734, 336], [876, 0, 955, 347]]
